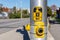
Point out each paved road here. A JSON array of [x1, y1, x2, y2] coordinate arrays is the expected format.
[[0, 18, 30, 34], [50, 24, 60, 40]]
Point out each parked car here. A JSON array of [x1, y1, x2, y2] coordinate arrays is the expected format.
[[0, 12, 8, 19]]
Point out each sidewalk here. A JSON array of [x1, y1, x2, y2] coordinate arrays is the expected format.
[[0, 27, 54, 40], [47, 31, 55, 40]]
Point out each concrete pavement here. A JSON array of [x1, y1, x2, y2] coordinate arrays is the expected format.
[[47, 31, 55, 40], [50, 24, 60, 40], [0, 27, 54, 40], [0, 27, 23, 40]]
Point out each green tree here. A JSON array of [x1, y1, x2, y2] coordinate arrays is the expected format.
[[22, 10, 28, 14], [0, 4, 3, 13], [13, 6, 16, 14], [53, 11, 56, 17], [47, 6, 52, 17], [22, 9, 30, 18], [0, 7, 2, 13], [9, 9, 21, 19]]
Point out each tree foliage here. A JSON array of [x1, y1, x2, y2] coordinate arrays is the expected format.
[[22, 9, 30, 18], [47, 6, 52, 17], [22, 10, 28, 14]]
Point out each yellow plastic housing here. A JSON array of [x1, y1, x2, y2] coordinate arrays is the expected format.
[[33, 7, 42, 21], [25, 24, 30, 31], [34, 22, 45, 38]]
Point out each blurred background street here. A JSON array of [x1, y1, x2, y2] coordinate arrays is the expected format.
[[0, 0, 60, 40]]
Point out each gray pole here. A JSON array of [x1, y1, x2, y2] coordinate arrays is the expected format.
[[42, 0, 47, 40], [20, 0, 22, 19], [30, 0, 47, 40]]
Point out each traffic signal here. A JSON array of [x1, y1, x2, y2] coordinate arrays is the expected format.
[[33, 7, 42, 21]]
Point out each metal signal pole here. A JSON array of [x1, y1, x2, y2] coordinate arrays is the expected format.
[[30, 0, 47, 40]]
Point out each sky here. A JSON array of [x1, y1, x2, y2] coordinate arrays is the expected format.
[[0, 0, 30, 9], [0, 0, 60, 9], [47, 0, 60, 7]]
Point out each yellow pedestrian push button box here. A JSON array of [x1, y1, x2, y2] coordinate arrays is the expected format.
[[33, 7, 42, 21], [25, 24, 30, 31], [34, 22, 45, 38]]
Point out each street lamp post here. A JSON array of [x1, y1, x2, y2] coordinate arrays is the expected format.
[[20, 0, 22, 19]]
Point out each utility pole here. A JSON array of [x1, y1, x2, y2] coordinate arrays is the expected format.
[[20, 0, 22, 19], [30, 0, 47, 40]]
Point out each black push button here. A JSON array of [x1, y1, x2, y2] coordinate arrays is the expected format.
[[39, 8, 42, 12], [33, 8, 36, 12], [38, 28, 43, 33]]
